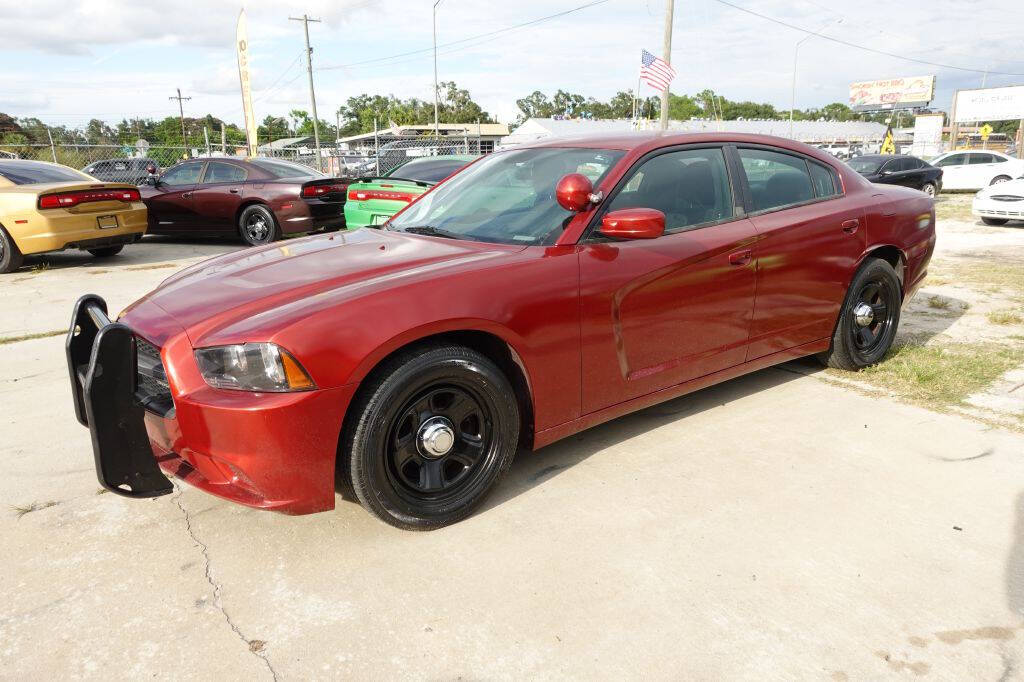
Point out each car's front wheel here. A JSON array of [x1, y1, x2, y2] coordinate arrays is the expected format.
[[87, 245, 124, 258], [819, 258, 901, 371], [343, 344, 520, 530], [0, 226, 25, 274], [238, 204, 279, 246]]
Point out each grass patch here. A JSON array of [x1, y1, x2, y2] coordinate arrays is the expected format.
[[831, 338, 1022, 409], [927, 295, 951, 310], [0, 329, 65, 345], [929, 259, 1024, 298], [11, 500, 57, 519], [988, 310, 1024, 326], [934, 196, 974, 222]]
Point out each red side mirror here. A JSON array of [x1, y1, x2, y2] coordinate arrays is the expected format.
[[555, 173, 594, 212], [600, 208, 665, 240]]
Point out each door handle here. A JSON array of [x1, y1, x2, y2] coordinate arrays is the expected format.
[[842, 219, 860, 234], [728, 249, 752, 266]]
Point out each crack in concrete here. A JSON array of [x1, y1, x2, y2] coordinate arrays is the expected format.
[[173, 488, 279, 682]]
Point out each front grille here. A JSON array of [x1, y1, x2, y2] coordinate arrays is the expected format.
[[990, 195, 1024, 202], [135, 336, 174, 416]]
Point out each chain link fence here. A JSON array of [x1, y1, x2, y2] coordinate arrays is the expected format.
[[0, 132, 493, 183]]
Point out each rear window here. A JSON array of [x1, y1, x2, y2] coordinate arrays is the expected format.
[[250, 158, 325, 179], [0, 160, 87, 185], [388, 158, 470, 184]]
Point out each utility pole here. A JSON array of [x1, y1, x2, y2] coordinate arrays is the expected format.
[[290, 14, 323, 171], [169, 88, 191, 155], [433, 0, 443, 138], [658, 0, 674, 131]]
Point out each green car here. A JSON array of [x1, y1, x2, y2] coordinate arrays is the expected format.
[[344, 155, 475, 230]]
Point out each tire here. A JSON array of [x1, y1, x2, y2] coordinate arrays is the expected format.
[[991, 175, 1012, 185], [921, 182, 936, 197], [982, 217, 1009, 226], [0, 225, 25, 274], [238, 204, 279, 246], [818, 258, 902, 371], [87, 245, 124, 258], [343, 344, 520, 530]]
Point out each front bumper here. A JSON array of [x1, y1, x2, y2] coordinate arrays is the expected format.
[[973, 195, 1024, 221], [67, 294, 356, 514]]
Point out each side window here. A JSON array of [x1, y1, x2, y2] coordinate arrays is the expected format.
[[605, 147, 734, 233], [991, 155, 1007, 164], [204, 162, 247, 183], [905, 157, 924, 170], [935, 154, 966, 167], [969, 153, 995, 165], [161, 163, 203, 186], [879, 159, 899, 174], [738, 148, 815, 212], [808, 161, 838, 197]]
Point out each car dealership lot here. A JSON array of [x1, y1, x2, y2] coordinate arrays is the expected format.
[[2, 212, 1024, 679]]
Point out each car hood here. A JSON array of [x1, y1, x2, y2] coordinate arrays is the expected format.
[[128, 228, 524, 343], [977, 177, 1024, 197]]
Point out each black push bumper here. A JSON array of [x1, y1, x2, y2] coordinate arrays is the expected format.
[[66, 294, 173, 498]]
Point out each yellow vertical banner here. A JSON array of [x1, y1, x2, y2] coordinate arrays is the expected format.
[[236, 9, 258, 157]]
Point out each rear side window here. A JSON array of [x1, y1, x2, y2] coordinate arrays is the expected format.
[[606, 147, 734, 233], [0, 160, 87, 185], [204, 162, 247, 183], [808, 161, 839, 197], [904, 157, 924, 170], [738, 148, 815, 212], [969, 153, 995, 165]]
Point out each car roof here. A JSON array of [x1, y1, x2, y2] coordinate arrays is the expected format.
[[856, 154, 919, 161]]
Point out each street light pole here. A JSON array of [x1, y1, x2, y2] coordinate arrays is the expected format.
[[290, 14, 323, 171], [789, 17, 842, 139], [433, 0, 443, 138]]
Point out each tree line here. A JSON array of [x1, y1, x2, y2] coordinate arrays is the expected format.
[[1, 81, 1017, 149]]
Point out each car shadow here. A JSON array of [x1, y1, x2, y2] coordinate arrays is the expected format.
[[16, 234, 243, 273], [478, 365, 806, 514]]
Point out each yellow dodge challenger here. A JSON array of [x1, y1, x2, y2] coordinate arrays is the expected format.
[[0, 159, 147, 273]]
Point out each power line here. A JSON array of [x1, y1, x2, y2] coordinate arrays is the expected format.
[[710, 0, 1024, 77], [316, 0, 611, 71], [252, 52, 303, 102]]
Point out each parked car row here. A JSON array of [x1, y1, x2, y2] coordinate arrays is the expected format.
[[0, 154, 478, 272]]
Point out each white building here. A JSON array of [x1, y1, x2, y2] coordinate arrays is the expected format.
[[501, 118, 888, 147]]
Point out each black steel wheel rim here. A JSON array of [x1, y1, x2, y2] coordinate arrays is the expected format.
[[850, 278, 895, 355], [245, 211, 271, 242], [385, 384, 493, 503]]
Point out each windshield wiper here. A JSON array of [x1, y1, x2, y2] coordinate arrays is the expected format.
[[397, 225, 462, 240]]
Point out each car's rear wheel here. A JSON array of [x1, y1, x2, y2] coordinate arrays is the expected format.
[[921, 182, 936, 197], [982, 217, 1009, 226], [238, 204, 279, 246], [87, 245, 124, 258], [343, 344, 520, 530], [0, 225, 25, 274], [819, 258, 901, 371], [991, 175, 1012, 185]]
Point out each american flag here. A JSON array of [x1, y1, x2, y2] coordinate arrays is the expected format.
[[639, 49, 676, 91]]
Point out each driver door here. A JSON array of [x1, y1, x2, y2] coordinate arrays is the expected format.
[[145, 161, 204, 231], [578, 145, 757, 413]]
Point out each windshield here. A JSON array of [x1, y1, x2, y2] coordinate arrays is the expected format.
[[0, 160, 89, 185], [847, 158, 882, 174], [387, 147, 623, 245], [387, 157, 472, 184]]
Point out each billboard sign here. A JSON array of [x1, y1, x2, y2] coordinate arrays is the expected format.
[[849, 75, 935, 111], [953, 86, 1024, 123]]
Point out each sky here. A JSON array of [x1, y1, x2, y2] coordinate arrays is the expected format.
[[0, 0, 1022, 129]]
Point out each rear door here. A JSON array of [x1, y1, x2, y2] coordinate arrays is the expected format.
[[578, 145, 757, 412], [733, 146, 865, 360], [192, 161, 248, 232], [146, 162, 204, 231]]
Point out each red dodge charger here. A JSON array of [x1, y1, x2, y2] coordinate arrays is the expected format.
[[68, 133, 935, 529]]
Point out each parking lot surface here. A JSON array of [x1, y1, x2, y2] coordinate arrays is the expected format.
[[2, 225, 1024, 679]]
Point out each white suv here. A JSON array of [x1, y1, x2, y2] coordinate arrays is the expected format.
[[928, 150, 1024, 190]]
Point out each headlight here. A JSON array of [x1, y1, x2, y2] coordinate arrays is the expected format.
[[194, 343, 315, 392]]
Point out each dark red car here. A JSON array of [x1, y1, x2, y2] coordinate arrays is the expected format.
[[68, 133, 935, 530], [140, 157, 348, 245]]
